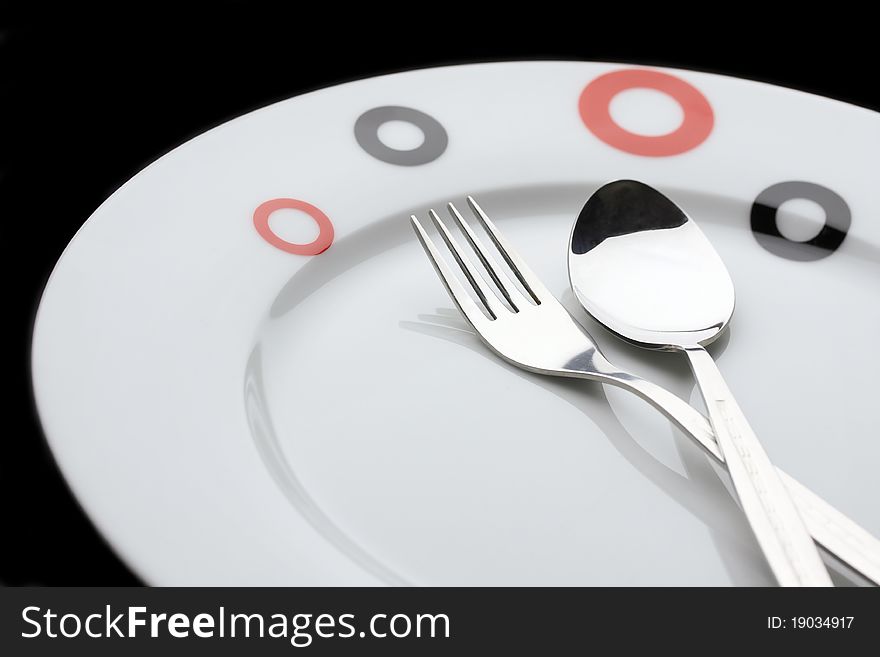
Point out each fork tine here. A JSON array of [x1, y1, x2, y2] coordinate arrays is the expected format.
[[428, 209, 506, 319], [410, 216, 492, 326], [466, 196, 550, 304], [447, 202, 529, 312]]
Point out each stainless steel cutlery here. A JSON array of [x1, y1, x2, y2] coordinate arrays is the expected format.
[[568, 180, 831, 586], [410, 193, 880, 586]]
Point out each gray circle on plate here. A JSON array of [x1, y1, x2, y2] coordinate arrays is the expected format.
[[751, 181, 850, 261], [354, 106, 448, 166]]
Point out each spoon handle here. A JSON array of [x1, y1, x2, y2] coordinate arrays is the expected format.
[[598, 368, 880, 585], [683, 345, 832, 586]]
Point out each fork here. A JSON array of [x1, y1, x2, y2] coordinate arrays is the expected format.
[[410, 196, 880, 585]]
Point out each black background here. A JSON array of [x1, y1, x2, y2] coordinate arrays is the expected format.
[[2, 12, 877, 586]]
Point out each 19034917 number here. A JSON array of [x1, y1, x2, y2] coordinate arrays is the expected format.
[[792, 616, 854, 629]]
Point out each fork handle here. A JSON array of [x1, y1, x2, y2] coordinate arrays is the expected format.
[[683, 345, 831, 586], [585, 360, 880, 585]]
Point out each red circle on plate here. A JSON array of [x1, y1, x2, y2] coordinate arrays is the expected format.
[[579, 69, 714, 157], [253, 198, 334, 255]]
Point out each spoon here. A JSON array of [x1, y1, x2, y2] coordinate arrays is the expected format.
[[567, 180, 832, 586]]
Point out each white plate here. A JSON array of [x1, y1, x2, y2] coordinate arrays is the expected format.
[[32, 62, 880, 585]]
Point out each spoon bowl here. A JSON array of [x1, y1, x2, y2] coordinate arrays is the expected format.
[[568, 180, 734, 350]]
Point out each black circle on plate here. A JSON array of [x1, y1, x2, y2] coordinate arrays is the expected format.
[[751, 181, 850, 261], [354, 106, 448, 166]]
